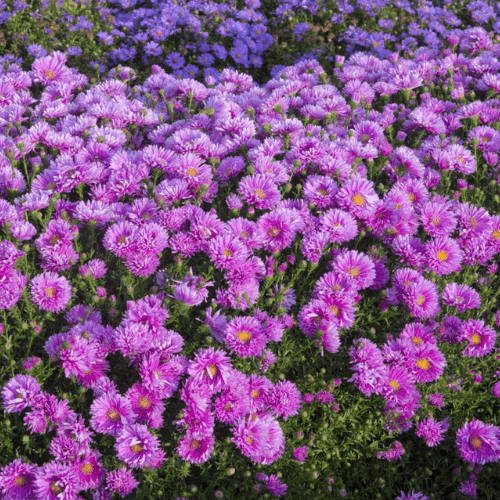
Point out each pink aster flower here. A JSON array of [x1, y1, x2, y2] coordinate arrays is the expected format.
[[2, 374, 41, 413], [34, 461, 78, 500], [90, 393, 134, 437], [293, 446, 308, 462], [408, 344, 446, 383], [257, 208, 304, 253], [396, 491, 429, 500], [333, 250, 375, 290], [224, 316, 267, 358], [31, 51, 72, 86], [266, 381, 302, 420], [416, 416, 449, 447], [442, 283, 480, 312], [30, 272, 72, 313], [115, 424, 164, 469], [460, 319, 496, 358], [177, 432, 215, 464], [319, 209, 359, 244], [402, 276, 440, 319], [207, 235, 250, 271], [0, 459, 37, 500], [336, 175, 378, 220], [238, 175, 281, 210], [187, 347, 233, 395], [420, 201, 457, 237], [106, 467, 139, 498], [425, 237, 462, 276], [456, 419, 500, 464], [265, 474, 288, 497]]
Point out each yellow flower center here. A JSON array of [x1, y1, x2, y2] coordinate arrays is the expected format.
[[246, 437, 253, 444], [411, 336, 423, 345], [106, 409, 120, 422], [81, 463, 93, 476], [131, 443, 143, 454], [481, 136, 490, 142], [329, 305, 339, 317], [251, 390, 259, 399], [14, 476, 27, 487], [236, 331, 252, 344], [186, 168, 198, 177], [44, 287, 56, 299], [389, 380, 400, 391], [50, 482, 63, 495], [469, 217, 478, 229], [318, 188, 328, 196], [492, 229, 500, 239], [223, 249, 233, 258], [408, 193, 416, 202], [268, 227, 280, 237], [204, 364, 218, 377], [224, 403, 231, 411], [347, 266, 360, 277], [44, 69, 56, 80], [189, 439, 201, 450], [458, 156, 464, 165], [470, 333, 481, 345], [254, 188, 266, 199], [118, 236, 127, 244], [138, 396, 151, 409], [416, 358, 430, 370], [351, 193, 365, 206], [359, 133, 371, 144], [154, 369, 162, 379], [469, 435, 482, 449], [416, 295, 425, 306], [431, 216, 440, 226], [436, 250, 448, 261]]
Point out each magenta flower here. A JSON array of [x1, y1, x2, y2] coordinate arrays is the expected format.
[[115, 424, 164, 469], [409, 344, 446, 383], [293, 446, 308, 462], [442, 283, 480, 312], [319, 209, 359, 244], [420, 201, 457, 237], [333, 250, 375, 290], [187, 347, 233, 395], [224, 316, 267, 358], [31, 51, 72, 85], [2, 374, 41, 413], [34, 461, 79, 500], [30, 272, 72, 313], [416, 417, 449, 447], [238, 175, 281, 210], [106, 467, 139, 498], [177, 432, 215, 464], [90, 393, 134, 437], [265, 474, 288, 497], [266, 381, 302, 420], [207, 235, 250, 271], [456, 419, 500, 464], [460, 319, 496, 358], [425, 237, 462, 276], [0, 459, 37, 500]]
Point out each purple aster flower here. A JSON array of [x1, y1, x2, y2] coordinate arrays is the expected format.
[[425, 236, 462, 276], [428, 393, 444, 407], [238, 175, 282, 210], [456, 419, 500, 464], [420, 201, 457, 237], [106, 467, 139, 498], [30, 272, 72, 313], [396, 491, 429, 500], [469, 126, 500, 152], [31, 51, 72, 86], [460, 319, 496, 358], [2, 374, 41, 413], [224, 316, 267, 358], [0, 459, 37, 500], [266, 381, 302, 420], [265, 474, 287, 497], [416, 416, 449, 447], [177, 432, 215, 464], [409, 343, 446, 383], [208, 235, 250, 271], [115, 424, 164, 469], [34, 461, 78, 500], [402, 276, 440, 319], [319, 209, 359, 244], [333, 250, 375, 290], [336, 175, 378, 220], [187, 347, 232, 395], [442, 283, 480, 312], [90, 393, 134, 437], [293, 446, 308, 462]]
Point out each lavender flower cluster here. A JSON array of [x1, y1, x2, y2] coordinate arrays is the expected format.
[[0, 18, 500, 500]]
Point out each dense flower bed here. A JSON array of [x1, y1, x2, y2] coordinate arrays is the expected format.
[[0, 2, 500, 500]]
